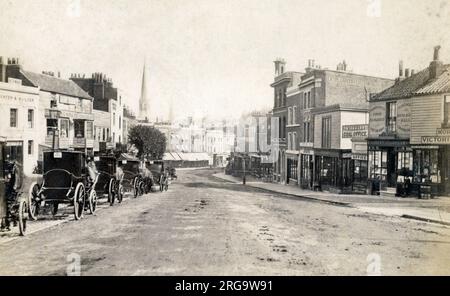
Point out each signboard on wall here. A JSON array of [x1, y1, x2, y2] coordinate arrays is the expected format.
[[420, 128, 450, 145], [342, 124, 368, 138], [369, 105, 385, 135]]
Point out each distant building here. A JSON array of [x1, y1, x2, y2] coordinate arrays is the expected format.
[[70, 73, 124, 152], [3, 58, 95, 159], [0, 57, 41, 175]]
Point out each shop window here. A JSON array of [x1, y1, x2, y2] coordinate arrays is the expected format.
[[368, 150, 388, 181], [353, 160, 368, 183], [86, 121, 93, 139], [46, 119, 58, 136], [386, 102, 397, 133], [413, 149, 440, 183], [322, 116, 332, 148], [288, 158, 298, 180], [10, 108, 17, 127], [27, 109, 34, 128], [60, 119, 69, 138], [397, 151, 413, 175]]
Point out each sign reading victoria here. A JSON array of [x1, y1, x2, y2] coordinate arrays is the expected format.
[[421, 128, 450, 144]]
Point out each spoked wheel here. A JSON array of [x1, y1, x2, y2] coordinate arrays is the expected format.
[[117, 184, 124, 203], [28, 182, 41, 221], [88, 190, 98, 214], [51, 203, 59, 216], [108, 179, 115, 206], [132, 177, 139, 198], [18, 200, 27, 236], [73, 183, 85, 220]]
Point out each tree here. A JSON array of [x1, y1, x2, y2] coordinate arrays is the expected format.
[[128, 125, 166, 160]]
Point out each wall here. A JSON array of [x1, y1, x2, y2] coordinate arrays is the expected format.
[[324, 71, 394, 109], [368, 98, 411, 138], [410, 94, 448, 144], [313, 110, 341, 149], [340, 111, 368, 149]]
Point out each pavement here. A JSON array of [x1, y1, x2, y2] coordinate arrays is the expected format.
[[213, 172, 450, 226], [1, 168, 449, 275]]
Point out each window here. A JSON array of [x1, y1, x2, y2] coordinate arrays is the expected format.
[[113, 113, 116, 126], [303, 121, 311, 143], [368, 150, 388, 180], [288, 107, 292, 125], [278, 90, 282, 106], [27, 109, 34, 128], [288, 158, 298, 180], [397, 151, 413, 173], [119, 116, 122, 129], [386, 102, 397, 133], [444, 95, 450, 126], [10, 108, 17, 127], [28, 140, 33, 155], [322, 116, 332, 148], [353, 160, 368, 183], [60, 119, 69, 138], [413, 149, 440, 183], [292, 106, 297, 124], [292, 132, 297, 150], [307, 92, 311, 108], [86, 121, 93, 139], [46, 119, 58, 136], [74, 120, 85, 138], [288, 132, 292, 150]]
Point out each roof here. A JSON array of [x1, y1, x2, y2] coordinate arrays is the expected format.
[[371, 64, 450, 101], [21, 71, 92, 99]]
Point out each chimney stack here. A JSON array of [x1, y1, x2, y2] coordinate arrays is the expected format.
[[399, 60, 404, 77], [429, 45, 444, 80], [405, 68, 410, 77], [273, 58, 286, 77], [411, 69, 415, 76]]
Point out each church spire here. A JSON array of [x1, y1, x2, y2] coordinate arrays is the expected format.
[[139, 61, 150, 122]]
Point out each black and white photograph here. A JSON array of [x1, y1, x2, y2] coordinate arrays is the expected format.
[[1, 0, 450, 280]]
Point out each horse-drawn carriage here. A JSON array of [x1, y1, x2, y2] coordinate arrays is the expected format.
[[147, 160, 169, 192], [29, 150, 98, 220], [117, 154, 143, 198], [94, 155, 122, 205], [0, 141, 28, 235]]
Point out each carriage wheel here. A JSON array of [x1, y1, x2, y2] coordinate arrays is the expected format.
[[52, 203, 59, 216], [88, 190, 98, 214], [108, 179, 115, 206], [28, 182, 40, 221], [73, 183, 85, 220], [18, 200, 27, 236], [139, 181, 145, 196], [117, 184, 124, 203]]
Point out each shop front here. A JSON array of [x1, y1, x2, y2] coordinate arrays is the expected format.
[[313, 149, 352, 193], [299, 148, 314, 189], [367, 138, 411, 194]]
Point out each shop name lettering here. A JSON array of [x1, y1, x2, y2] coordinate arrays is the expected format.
[[0, 94, 34, 103], [342, 125, 368, 138], [421, 136, 450, 144]]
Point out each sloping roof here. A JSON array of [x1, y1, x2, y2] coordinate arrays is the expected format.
[[415, 68, 450, 95], [371, 64, 450, 101], [21, 70, 92, 99]]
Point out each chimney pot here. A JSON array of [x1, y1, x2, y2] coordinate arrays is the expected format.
[[405, 68, 410, 77], [433, 45, 441, 61]]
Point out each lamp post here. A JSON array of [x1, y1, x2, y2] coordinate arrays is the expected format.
[[242, 156, 246, 185], [51, 127, 59, 150]]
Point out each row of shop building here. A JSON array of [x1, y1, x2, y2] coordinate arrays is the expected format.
[[269, 46, 450, 197], [0, 57, 128, 176]]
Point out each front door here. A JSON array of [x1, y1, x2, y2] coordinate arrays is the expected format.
[[387, 148, 397, 187]]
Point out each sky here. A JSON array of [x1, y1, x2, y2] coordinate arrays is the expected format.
[[1, 0, 450, 121]]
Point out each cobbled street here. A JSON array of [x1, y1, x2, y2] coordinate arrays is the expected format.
[[1, 169, 450, 275]]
